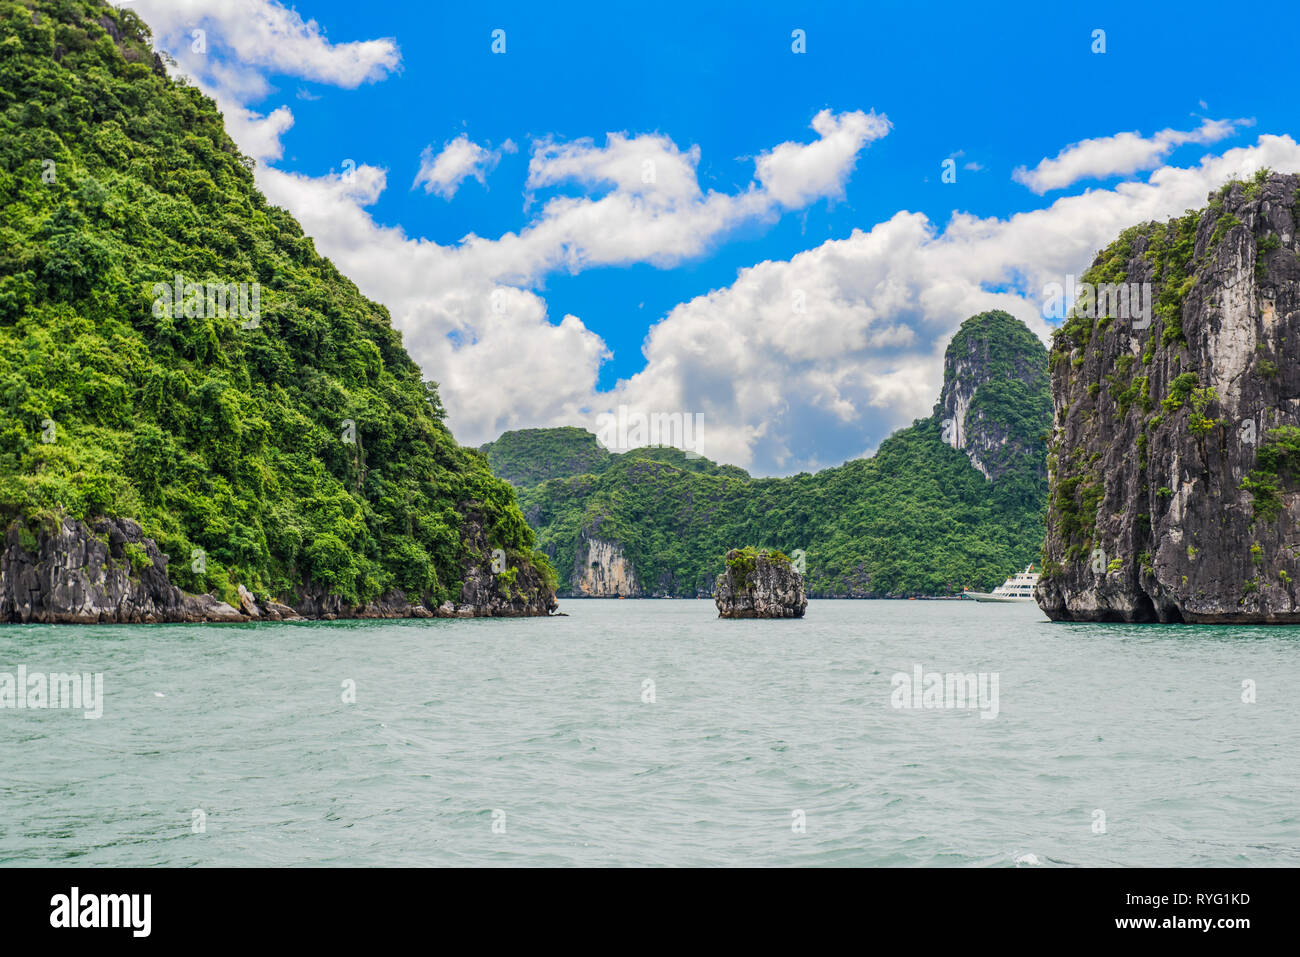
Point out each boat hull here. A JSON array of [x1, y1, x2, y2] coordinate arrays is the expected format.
[[961, 591, 1036, 603]]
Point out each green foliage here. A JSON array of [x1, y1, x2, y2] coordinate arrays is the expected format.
[[724, 546, 758, 583], [1161, 373, 1199, 412], [1051, 210, 1199, 366], [481, 427, 615, 487], [518, 416, 1049, 597], [1241, 426, 1300, 520], [940, 311, 1052, 479], [1113, 374, 1149, 418], [1147, 211, 1199, 346], [1243, 167, 1272, 199], [1186, 387, 1219, 436], [0, 0, 540, 605], [1257, 233, 1281, 278], [530, 549, 558, 591], [720, 547, 792, 589], [123, 540, 151, 575], [1052, 472, 1104, 553], [1210, 212, 1241, 247]]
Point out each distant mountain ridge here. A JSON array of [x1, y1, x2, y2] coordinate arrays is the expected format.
[[481, 427, 749, 488], [490, 311, 1052, 598]]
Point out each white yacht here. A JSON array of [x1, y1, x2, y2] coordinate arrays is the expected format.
[[961, 565, 1039, 602]]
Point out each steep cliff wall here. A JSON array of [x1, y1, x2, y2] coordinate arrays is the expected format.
[[570, 535, 641, 597], [1038, 171, 1300, 623], [0, 516, 246, 623]]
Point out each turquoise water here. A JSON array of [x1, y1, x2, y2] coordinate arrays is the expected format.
[[1, 599, 1297, 867]]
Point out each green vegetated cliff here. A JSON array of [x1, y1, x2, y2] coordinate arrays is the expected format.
[[0, 0, 554, 618], [1038, 170, 1300, 623], [503, 311, 1052, 597]]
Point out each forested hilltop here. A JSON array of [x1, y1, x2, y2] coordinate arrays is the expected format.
[[494, 311, 1052, 598], [0, 0, 555, 620]]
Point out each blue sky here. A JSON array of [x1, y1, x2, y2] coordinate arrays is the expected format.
[[129, 0, 1300, 474]]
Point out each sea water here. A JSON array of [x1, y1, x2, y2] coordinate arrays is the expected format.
[[1, 599, 1297, 867]]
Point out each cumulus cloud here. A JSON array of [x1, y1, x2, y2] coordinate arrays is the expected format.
[[754, 109, 891, 207], [608, 135, 1300, 472], [252, 111, 893, 446], [129, 4, 1300, 476], [130, 0, 399, 89], [258, 162, 613, 440], [126, 0, 401, 161], [258, 130, 1300, 475], [413, 136, 516, 199], [1012, 117, 1250, 194], [397, 111, 887, 296], [133, 4, 899, 456]]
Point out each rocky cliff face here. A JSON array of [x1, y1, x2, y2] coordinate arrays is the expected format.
[[1, 516, 247, 623], [936, 310, 1052, 482], [571, 535, 640, 597], [713, 548, 807, 618], [454, 511, 559, 616], [1037, 171, 1300, 623], [2, 512, 557, 623]]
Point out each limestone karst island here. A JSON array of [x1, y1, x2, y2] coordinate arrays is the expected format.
[[1, 0, 1297, 895]]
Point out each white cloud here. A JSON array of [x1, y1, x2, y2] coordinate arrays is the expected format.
[[606, 135, 1300, 473], [127, 0, 401, 162], [221, 103, 294, 163], [414, 136, 516, 199], [130, 0, 399, 89], [252, 112, 892, 447], [259, 131, 1300, 475], [1012, 117, 1250, 194], [754, 109, 891, 207], [527, 132, 702, 201], [431, 112, 889, 287], [259, 162, 613, 440], [127, 4, 1300, 476]]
